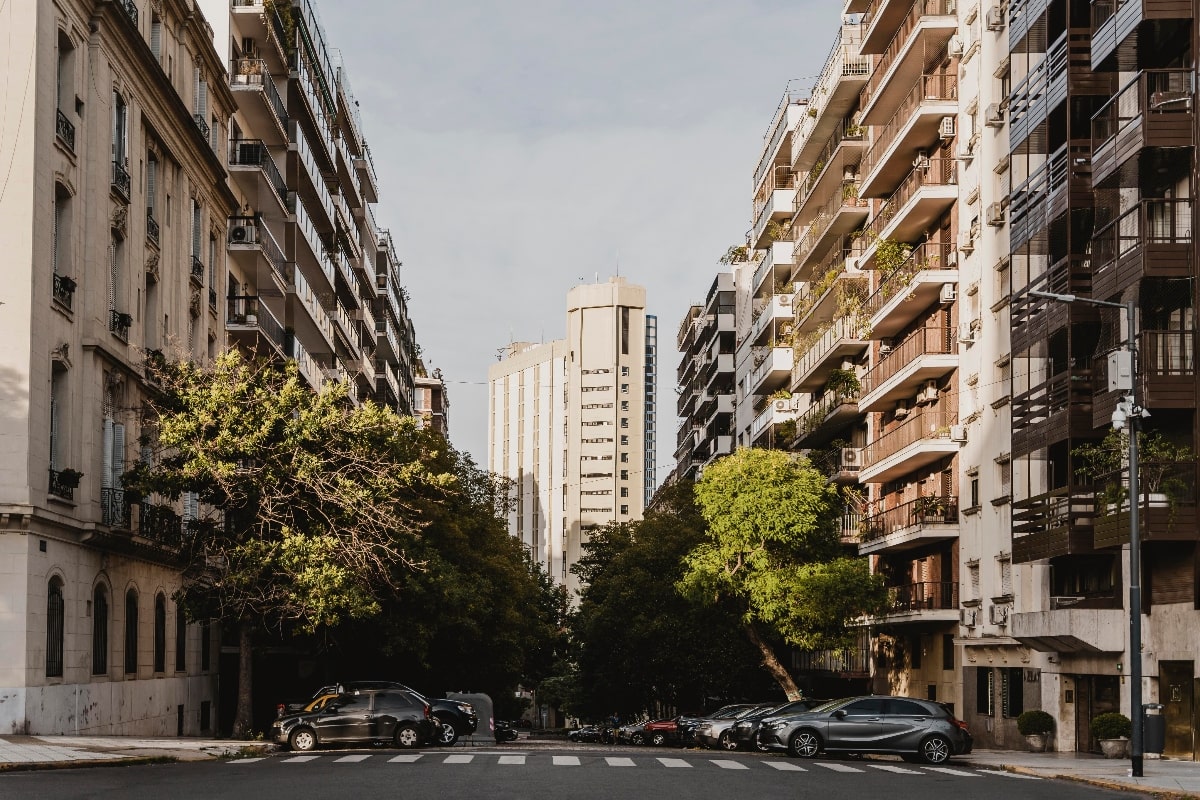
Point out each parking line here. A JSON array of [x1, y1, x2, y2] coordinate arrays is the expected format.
[[765, 761, 807, 771], [605, 757, 636, 767], [443, 754, 474, 764], [814, 762, 865, 773], [497, 755, 525, 765], [553, 755, 581, 766], [710, 759, 749, 770], [281, 756, 321, 763], [657, 758, 692, 768], [388, 754, 423, 763], [868, 764, 923, 774], [923, 766, 981, 777], [334, 755, 372, 763]]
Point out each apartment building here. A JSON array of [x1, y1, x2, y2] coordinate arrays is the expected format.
[[489, 278, 652, 595], [415, 368, 451, 436], [674, 273, 737, 481], [0, 0, 234, 735]]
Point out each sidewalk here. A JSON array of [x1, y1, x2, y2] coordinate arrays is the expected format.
[[0, 736, 261, 771], [965, 749, 1200, 798]]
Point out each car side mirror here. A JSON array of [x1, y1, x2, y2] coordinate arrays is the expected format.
[[833, 710, 846, 719]]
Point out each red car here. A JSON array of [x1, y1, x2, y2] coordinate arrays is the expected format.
[[641, 717, 683, 747]]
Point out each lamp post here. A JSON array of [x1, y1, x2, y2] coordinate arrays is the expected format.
[[1029, 290, 1143, 777]]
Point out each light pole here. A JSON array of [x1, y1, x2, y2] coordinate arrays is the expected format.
[[1029, 290, 1144, 777]]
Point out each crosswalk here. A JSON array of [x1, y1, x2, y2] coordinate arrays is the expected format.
[[229, 752, 1040, 779]]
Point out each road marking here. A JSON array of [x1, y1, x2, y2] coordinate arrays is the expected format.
[[814, 762, 865, 772], [552, 755, 581, 766], [334, 755, 372, 763], [281, 755, 321, 763], [657, 758, 692, 768], [710, 759, 749, 770], [388, 754, 423, 763], [443, 754, 474, 764], [983, 770, 1042, 779], [868, 764, 923, 774], [605, 757, 636, 767], [765, 761, 807, 771], [226, 758, 266, 764], [497, 755, 525, 765], [924, 766, 981, 776]]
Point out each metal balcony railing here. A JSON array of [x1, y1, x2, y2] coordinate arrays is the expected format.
[[862, 407, 956, 465], [1092, 68, 1194, 149], [111, 161, 131, 200], [861, 73, 958, 179], [885, 580, 958, 612], [138, 503, 183, 548], [230, 58, 289, 130], [227, 215, 286, 278], [146, 210, 160, 245], [863, 242, 953, 318], [859, 158, 956, 242], [48, 468, 77, 500], [861, 326, 955, 394], [860, 0, 958, 113], [1092, 198, 1193, 271], [114, 0, 138, 26], [101, 487, 130, 529], [109, 309, 132, 340], [228, 139, 288, 203], [52, 274, 76, 309], [55, 109, 75, 151], [227, 295, 286, 351]]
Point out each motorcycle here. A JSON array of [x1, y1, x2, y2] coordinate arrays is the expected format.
[[494, 719, 519, 743]]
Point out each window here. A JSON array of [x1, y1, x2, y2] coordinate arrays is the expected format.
[[1001, 667, 1024, 717], [150, 15, 162, 61], [92, 585, 109, 675], [46, 578, 65, 677], [968, 562, 980, 600], [175, 604, 186, 672], [620, 418, 628, 428], [193, 68, 209, 121], [976, 667, 994, 715], [970, 477, 979, 508], [621, 365, 630, 377], [108, 233, 122, 315], [620, 435, 628, 446], [620, 383, 629, 393], [52, 184, 71, 278], [56, 31, 74, 115], [621, 307, 630, 355], [620, 505, 629, 515], [999, 557, 1012, 596], [620, 487, 628, 498], [191, 198, 202, 264], [843, 698, 886, 715], [620, 400, 629, 411], [49, 365, 66, 474], [153, 594, 166, 672], [885, 699, 929, 716], [620, 470, 628, 480], [112, 91, 128, 167], [124, 588, 138, 674], [942, 633, 955, 671], [911, 636, 922, 669], [146, 153, 158, 221], [201, 622, 211, 671], [620, 453, 628, 463]]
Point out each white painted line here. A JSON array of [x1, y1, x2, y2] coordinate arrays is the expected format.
[[334, 754, 372, 763], [765, 761, 807, 771], [605, 757, 636, 767], [924, 766, 981, 777], [868, 764, 923, 774], [552, 755, 581, 766], [443, 754, 475, 764], [982, 770, 1042, 779], [657, 757, 692, 768], [497, 755, 525, 765], [711, 759, 749, 770], [388, 754, 423, 763], [281, 755, 321, 763], [814, 762, 865, 773], [226, 758, 266, 764]]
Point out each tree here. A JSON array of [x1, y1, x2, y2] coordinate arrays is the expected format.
[[678, 448, 886, 700], [126, 351, 450, 736]]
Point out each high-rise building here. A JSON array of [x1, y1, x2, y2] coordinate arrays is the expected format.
[[415, 368, 451, 436], [489, 278, 651, 594], [674, 273, 737, 481]]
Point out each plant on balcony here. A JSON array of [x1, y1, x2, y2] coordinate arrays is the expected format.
[[824, 369, 860, 399], [842, 182, 860, 202], [764, 219, 789, 244], [914, 494, 950, 520], [845, 123, 864, 138], [774, 419, 798, 447], [1072, 428, 1194, 514], [57, 468, 83, 488], [769, 389, 792, 401], [875, 238, 912, 275], [719, 244, 749, 265]]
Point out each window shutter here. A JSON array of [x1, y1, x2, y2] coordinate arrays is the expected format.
[[112, 93, 119, 162], [49, 395, 60, 471], [102, 418, 114, 489], [112, 423, 125, 489], [183, 491, 198, 522], [147, 158, 156, 212], [150, 21, 162, 61], [108, 238, 118, 311], [52, 195, 61, 275], [191, 200, 201, 257]]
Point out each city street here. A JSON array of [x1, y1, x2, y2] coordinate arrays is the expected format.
[[0, 747, 1149, 800]]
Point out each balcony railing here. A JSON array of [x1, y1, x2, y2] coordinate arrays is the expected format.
[[1142, 329, 1196, 377], [793, 315, 864, 385], [138, 503, 183, 548], [190, 255, 205, 286], [794, 183, 869, 263], [111, 161, 131, 200], [101, 487, 130, 529], [885, 580, 958, 613], [193, 113, 211, 140], [794, 390, 858, 441], [859, 158, 956, 242], [230, 58, 289, 130], [1092, 68, 1194, 149], [859, 0, 958, 113], [227, 295, 286, 351], [860, 72, 957, 179], [227, 215, 286, 278], [228, 139, 288, 203], [114, 0, 138, 26], [109, 309, 132, 340], [861, 496, 959, 542], [796, 120, 866, 210], [862, 407, 956, 465], [146, 210, 160, 245], [753, 167, 797, 220], [1092, 198, 1193, 271], [861, 326, 954, 394], [863, 241, 953, 317], [48, 468, 78, 500], [55, 109, 75, 151], [52, 274, 76, 309]]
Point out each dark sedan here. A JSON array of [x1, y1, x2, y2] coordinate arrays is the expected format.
[[729, 698, 828, 751], [271, 688, 437, 751], [757, 695, 973, 764]]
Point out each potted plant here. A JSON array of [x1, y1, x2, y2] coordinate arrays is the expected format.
[[914, 495, 949, 522], [1073, 429, 1194, 514], [57, 468, 83, 488], [824, 368, 861, 399], [1090, 712, 1132, 758], [1016, 710, 1055, 752]]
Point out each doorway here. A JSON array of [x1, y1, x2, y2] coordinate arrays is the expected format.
[[1160, 660, 1196, 759], [1074, 674, 1120, 753]]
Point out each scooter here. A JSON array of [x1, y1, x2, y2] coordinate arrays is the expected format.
[[493, 719, 520, 743]]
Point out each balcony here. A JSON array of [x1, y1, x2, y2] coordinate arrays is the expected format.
[[111, 161, 131, 201], [1012, 369, 1095, 455], [230, 59, 289, 145], [376, 316, 400, 361], [1141, 329, 1197, 407], [1010, 257, 1094, 351], [286, 264, 336, 354], [227, 215, 287, 290], [858, 495, 959, 555], [751, 398, 798, 445], [857, 158, 957, 251], [792, 390, 860, 447], [55, 109, 75, 152], [1091, 0, 1194, 71], [113, 0, 138, 27], [48, 468, 79, 500], [1013, 488, 1098, 562], [52, 274, 76, 310], [792, 315, 869, 392], [755, 94, 808, 192], [751, 240, 796, 296], [354, 142, 380, 204], [137, 503, 183, 549], [795, 121, 866, 217], [1092, 69, 1194, 187], [1091, 198, 1193, 299], [228, 139, 289, 211], [792, 187, 870, 279], [873, 581, 959, 623], [290, 53, 337, 171], [286, 333, 325, 389], [859, 407, 958, 483], [750, 168, 798, 249], [189, 255, 205, 288], [790, 23, 872, 172], [859, 0, 958, 125], [858, 73, 957, 198], [292, 193, 337, 297], [231, 0, 291, 75], [101, 487, 129, 529], [749, 294, 795, 345], [748, 346, 795, 396], [1011, 607, 1127, 652], [700, 352, 735, 392], [701, 393, 735, 426], [1008, 29, 1101, 153], [1008, 142, 1095, 252], [677, 387, 701, 418], [109, 309, 132, 341], [227, 295, 287, 357], [324, 297, 360, 354], [863, 242, 956, 335], [859, 327, 955, 411], [1091, 463, 1200, 548], [793, 261, 865, 333]]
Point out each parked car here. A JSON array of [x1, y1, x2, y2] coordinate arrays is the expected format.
[[757, 696, 973, 764], [271, 687, 437, 751], [730, 698, 829, 751], [677, 703, 760, 747], [284, 681, 478, 746], [568, 724, 605, 743], [695, 703, 777, 750], [641, 717, 684, 746], [616, 720, 647, 744]]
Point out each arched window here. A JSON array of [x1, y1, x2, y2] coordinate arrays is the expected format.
[[92, 585, 108, 675], [175, 603, 186, 673], [153, 594, 166, 673], [124, 588, 138, 674], [46, 578, 65, 677]]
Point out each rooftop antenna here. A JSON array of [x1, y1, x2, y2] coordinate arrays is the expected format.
[[616, 250, 620, 277], [594, 271, 599, 283]]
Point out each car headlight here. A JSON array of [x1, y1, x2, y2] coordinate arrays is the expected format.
[[456, 703, 473, 713], [763, 720, 785, 730]]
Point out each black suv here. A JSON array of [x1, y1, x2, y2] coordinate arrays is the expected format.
[[289, 681, 479, 746], [272, 687, 436, 751]]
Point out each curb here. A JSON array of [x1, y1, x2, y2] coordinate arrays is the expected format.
[[0, 755, 178, 773], [999, 764, 1200, 800]]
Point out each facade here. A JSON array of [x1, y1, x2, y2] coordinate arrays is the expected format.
[[674, 273, 737, 481], [414, 369, 450, 436], [489, 278, 652, 595]]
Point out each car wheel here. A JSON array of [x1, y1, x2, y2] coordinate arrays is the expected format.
[[289, 728, 317, 752], [919, 734, 951, 765], [753, 732, 770, 752], [631, 733, 645, 745], [434, 718, 459, 746], [650, 732, 667, 747], [719, 731, 738, 751], [394, 724, 422, 750], [787, 729, 822, 759]]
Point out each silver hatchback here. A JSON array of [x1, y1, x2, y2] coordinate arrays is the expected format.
[[757, 696, 973, 764]]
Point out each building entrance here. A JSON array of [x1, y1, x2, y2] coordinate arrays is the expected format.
[[1160, 661, 1196, 760], [1074, 674, 1120, 753]]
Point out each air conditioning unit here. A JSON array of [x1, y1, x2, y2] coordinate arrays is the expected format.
[[985, 103, 1005, 127], [986, 202, 1006, 226], [986, 5, 1005, 30], [945, 249, 959, 267], [912, 152, 931, 169], [779, 294, 792, 305], [917, 380, 939, 405], [879, 341, 894, 356], [774, 399, 790, 412], [948, 35, 965, 57], [939, 116, 956, 139], [940, 283, 958, 304], [950, 424, 968, 442], [230, 225, 258, 244], [840, 447, 861, 469], [989, 604, 1010, 625], [894, 400, 910, 420], [961, 608, 978, 627], [958, 321, 977, 343]]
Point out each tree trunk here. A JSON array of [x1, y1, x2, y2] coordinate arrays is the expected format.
[[231, 619, 255, 739], [744, 621, 802, 700]]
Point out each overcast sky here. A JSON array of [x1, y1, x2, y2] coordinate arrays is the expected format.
[[319, 1, 842, 478]]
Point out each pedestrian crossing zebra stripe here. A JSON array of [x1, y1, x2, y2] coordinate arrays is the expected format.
[[923, 766, 981, 776], [605, 757, 636, 767], [388, 754, 422, 763], [657, 757, 691, 768], [442, 754, 474, 764], [868, 764, 923, 774], [334, 755, 372, 763], [711, 759, 749, 770], [765, 761, 807, 771], [497, 755, 525, 765], [552, 755, 581, 766], [814, 761, 865, 773]]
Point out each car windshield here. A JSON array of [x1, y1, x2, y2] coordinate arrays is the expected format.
[[810, 697, 855, 713], [711, 704, 753, 719]]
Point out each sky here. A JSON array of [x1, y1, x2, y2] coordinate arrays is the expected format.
[[319, 0, 843, 479]]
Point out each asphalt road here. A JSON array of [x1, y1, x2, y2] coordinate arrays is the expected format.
[[0, 746, 1150, 800]]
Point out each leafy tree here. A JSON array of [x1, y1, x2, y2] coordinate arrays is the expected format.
[[126, 351, 450, 736], [678, 448, 886, 700]]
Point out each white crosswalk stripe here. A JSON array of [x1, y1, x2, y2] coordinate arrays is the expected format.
[[923, 766, 981, 777], [552, 755, 581, 766], [334, 755, 372, 763], [605, 757, 636, 767], [281, 755, 320, 763], [868, 764, 923, 774], [983, 769, 1042, 779], [657, 757, 692, 768], [443, 754, 474, 764], [497, 755, 525, 765], [814, 761, 865, 772], [388, 754, 423, 763], [711, 759, 749, 770], [765, 761, 807, 771], [226, 758, 266, 764]]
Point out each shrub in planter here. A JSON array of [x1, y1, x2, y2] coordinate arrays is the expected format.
[[1090, 712, 1132, 740], [1016, 710, 1055, 736]]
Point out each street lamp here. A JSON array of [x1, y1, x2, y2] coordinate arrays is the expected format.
[[1029, 290, 1145, 777]]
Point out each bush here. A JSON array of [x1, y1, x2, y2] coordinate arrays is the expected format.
[[1016, 709, 1055, 736], [1090, 712, 1132, 739]]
